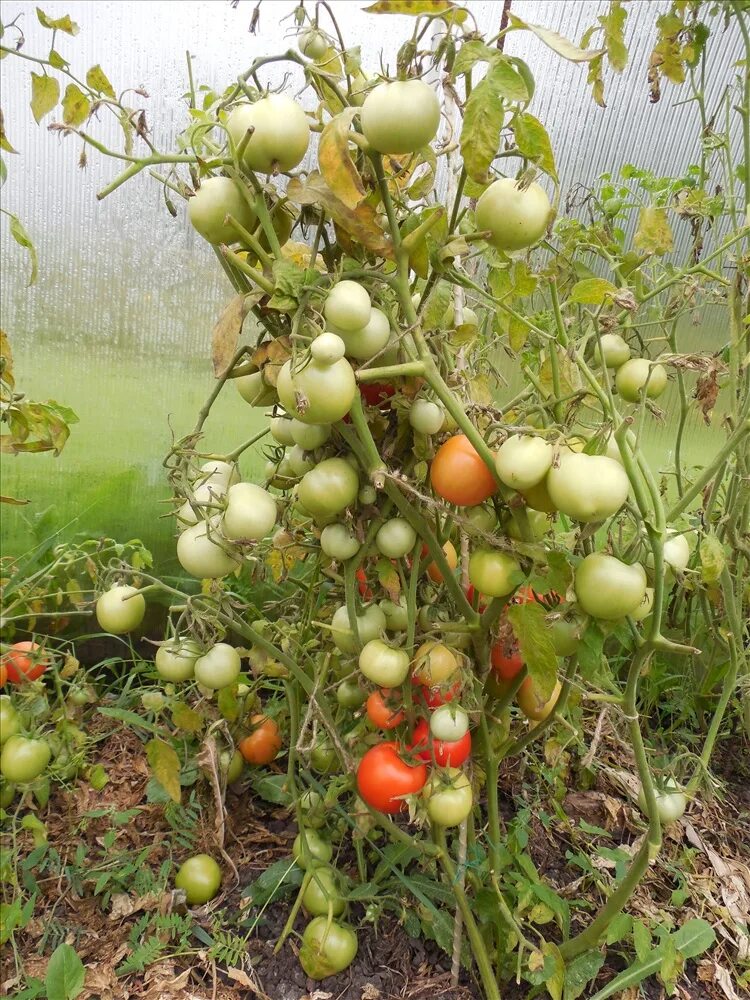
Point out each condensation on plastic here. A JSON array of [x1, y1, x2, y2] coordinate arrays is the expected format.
[[0, 1, 743, 558]]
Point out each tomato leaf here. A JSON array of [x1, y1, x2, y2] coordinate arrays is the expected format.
[[61, 83, 90, 128], [85, 64, 115, 98], [36, 7, 79, 34], [507, 601, 557, 700], [217, 684, 240, 722], [452, 39, 502, 77], [699, 533, 725, 584], [633, 206, 673, 255], [145, 738, 181, 803], [318, 108, 366, 210], [460, 59, 528, 183], [563, 950, 605, 1000], [511, 112, 558, 183], [568, 277, 618, 306], [45, 942, 85, 1000], [8, 213, 38, 286], [0, 109, 16, 153], [363, 0, 463, 18], [171, 702, 204, 733], [30, 72, 60, 124], [509, 15, 605, 62], [601, 1, 629, 72], [211, 294, 250, 377], [287, 172, 393, 258]]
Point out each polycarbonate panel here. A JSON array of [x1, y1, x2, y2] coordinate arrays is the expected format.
[[0, 1, 742, 562]]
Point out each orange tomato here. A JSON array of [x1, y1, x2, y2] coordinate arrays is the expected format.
[[430, 435, 496, 507], [426, 540, 458, 583], [490, 638, 524, 681], [366, 689, 405, 730], [239, 715, 282, 765], [2, 641, 51, 683], [517, 677, 562, 721], [0, 663, 7, 686]]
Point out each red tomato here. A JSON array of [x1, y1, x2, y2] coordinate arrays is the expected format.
[[430, 435, 496, 507], [356, 567, 374, 601], [466, 585, 488, 612], [490, 638, 524, 681], [356, 742, 427, 814], [2, 642, 51, 683], [0, 663, 6, 686], [366, 689, 405, 730], [239, 715, 282, 765], [409, 719, 471, 767], [415, 677, 461, 708], [359, 382, 396, 407]]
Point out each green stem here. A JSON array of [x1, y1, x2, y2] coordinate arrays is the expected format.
[[667, 418, 750, 522]]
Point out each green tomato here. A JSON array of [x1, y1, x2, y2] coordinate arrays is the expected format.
[[277, 356, 356, 425], [177, 518, 241, 579], [298, 27, 329, 59], [360, 79, 440, 154], [187, 176, 256, 245], [505, 508, 549, 541], [96, 585, 146, 635], [332, 307, 391, 361], [550, 616, 587, 657], [298, 459, 359, 517], [270, 415, 296, 446], [175, 854, 222, 905], [409, 399, 445, 436], [638, 779, 687, 824], [194, 460, 240, 491], [324, 280, 372, 332], [236, 370, 277, 407], [476, 177, 551, 251], [429, 704, 469, 742], [375, 518, 417, 559], [302, 864, 345, 917], [222, 749, 245, 784], [193, 643, 241, 690], [465, 505, 496, 535], [0, 697, 20, 746], [423, 767, 473, 827], [468, 549, 523, 598], [331, 604, 386, 654], [336, 679, 367, 709], [286, 445, 316, 478], [290, 420, 331, 450], [358, 639, 410, 687], [222, 483, 278, 541], [546, 452, 630, 523], [379, 597, 408, 632], [176, 480, 227, 528], [574, 553, 647, 621], [595, 333, 631, 369], [293, 829, 333, 869], [616, 358, 668, 402], [311, 332, 347, 366], [299, 916, 358, 979], [0, 781, 15, 809], [226, 95, 310, 173], [311, 738, 339, 774], [662, 531, 690, 574], [630, 587, 655, 622], [358, 484, 377, 505], [320, 523, 360, 561], [495, 435, 553, 492], [0, 735, 51, 783]]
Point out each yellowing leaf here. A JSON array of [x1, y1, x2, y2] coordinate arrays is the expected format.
[[86, 64, 115, 99], [30, 72, 60, 124], [61, 83, 90, 127], [211, 294, 250, 378], [318, 109, 366, 210], [1, 329, 14, 386], [512, 112, 558, 183], [460, 59, 528, 183], [699, 533, 725, 584], [634, 206, 673, 255], [36, 7, 79, 34], [509, 15, 605, 62], [364, 0, 462, 17], [287, 172, 393, 258], [507, 602, 557, 701], [0, 109, 17, 152], [569, 278, 618, 306], [8, 214, 38, 286], [146, 738, 181, 803], [172, 702, 204, 733], [281, 240, 325, 271]]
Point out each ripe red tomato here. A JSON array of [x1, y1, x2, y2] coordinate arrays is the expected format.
[[465, 585, 488, 612], [366, 689, 405, 730], [414, 676, 461, 708], [2, 642, 51, 683], [359, 382, 395, 407], [430, 435, 496, 507], [356, 567, 373, 601], [0, 663, 7, 687], [490, 638, 524, 681], [409, 719, 471, 767], [239, 715, 282, 765], [356, 742, 427, 814]]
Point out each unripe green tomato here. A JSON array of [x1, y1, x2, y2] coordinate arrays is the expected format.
[[595, 333, 631, 369], [638, 779, 687, 824], [495, 435, 554, 492], [359, 639, 410, 687], [0, 781, 15, 809], [442, 303, 478, 332], [550, 616, 587, 657], [298, 459, 359, 517], [141, 691, 165, 713], [299, 916, 358, 979], [546, 452, 630, 523], [330, 307, 391, 361], [0, 736, 51, 784], [331, 604, 386, 654], [290, 420, 331, 450], [159, 640, 199, 683], [222, 483, 278, 541], [222, 749, 245, 784], [236, 370, 276, 407], [270, 416, 296, 446], [226, 95, 310, 173], [277, 356, 357, 425], [0, 697, 20, 746], [409, 399, 445, 436], [174, 854, 222, 905], [468, 549, 523, 598], [616, 358, 668, 402], [193, 643, 241, 690], [429, 704, 469, 742], [476, 177, 551, 251], [177, 519, 241, 579], [311, 738, 338, 774], [320, 523, 360, 561], [298, 27, 328, 59], [336, 678, 367, 709], [505, 508, 549, 541], [187, 176, 256, 246], [302, 864, 345, 916], [379, 597, 409, 632], [197, 460, 240, 491], [423, 767, 473, 828], [662, 531, 690, 574], [358, 485, 377, 505], [630, 587, 654, 622], [465, 505, 496, 535], [293, 829, 333, 868], [287, 444, 316, 478], [360, 79, 440, 155], [311, 332, 347, 366], [324, 280, 371, 332], [375, 518, 417, 559], [574, 553, 647, 620], [176, 480, 227, 528], [96, 585, 146, 635]]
